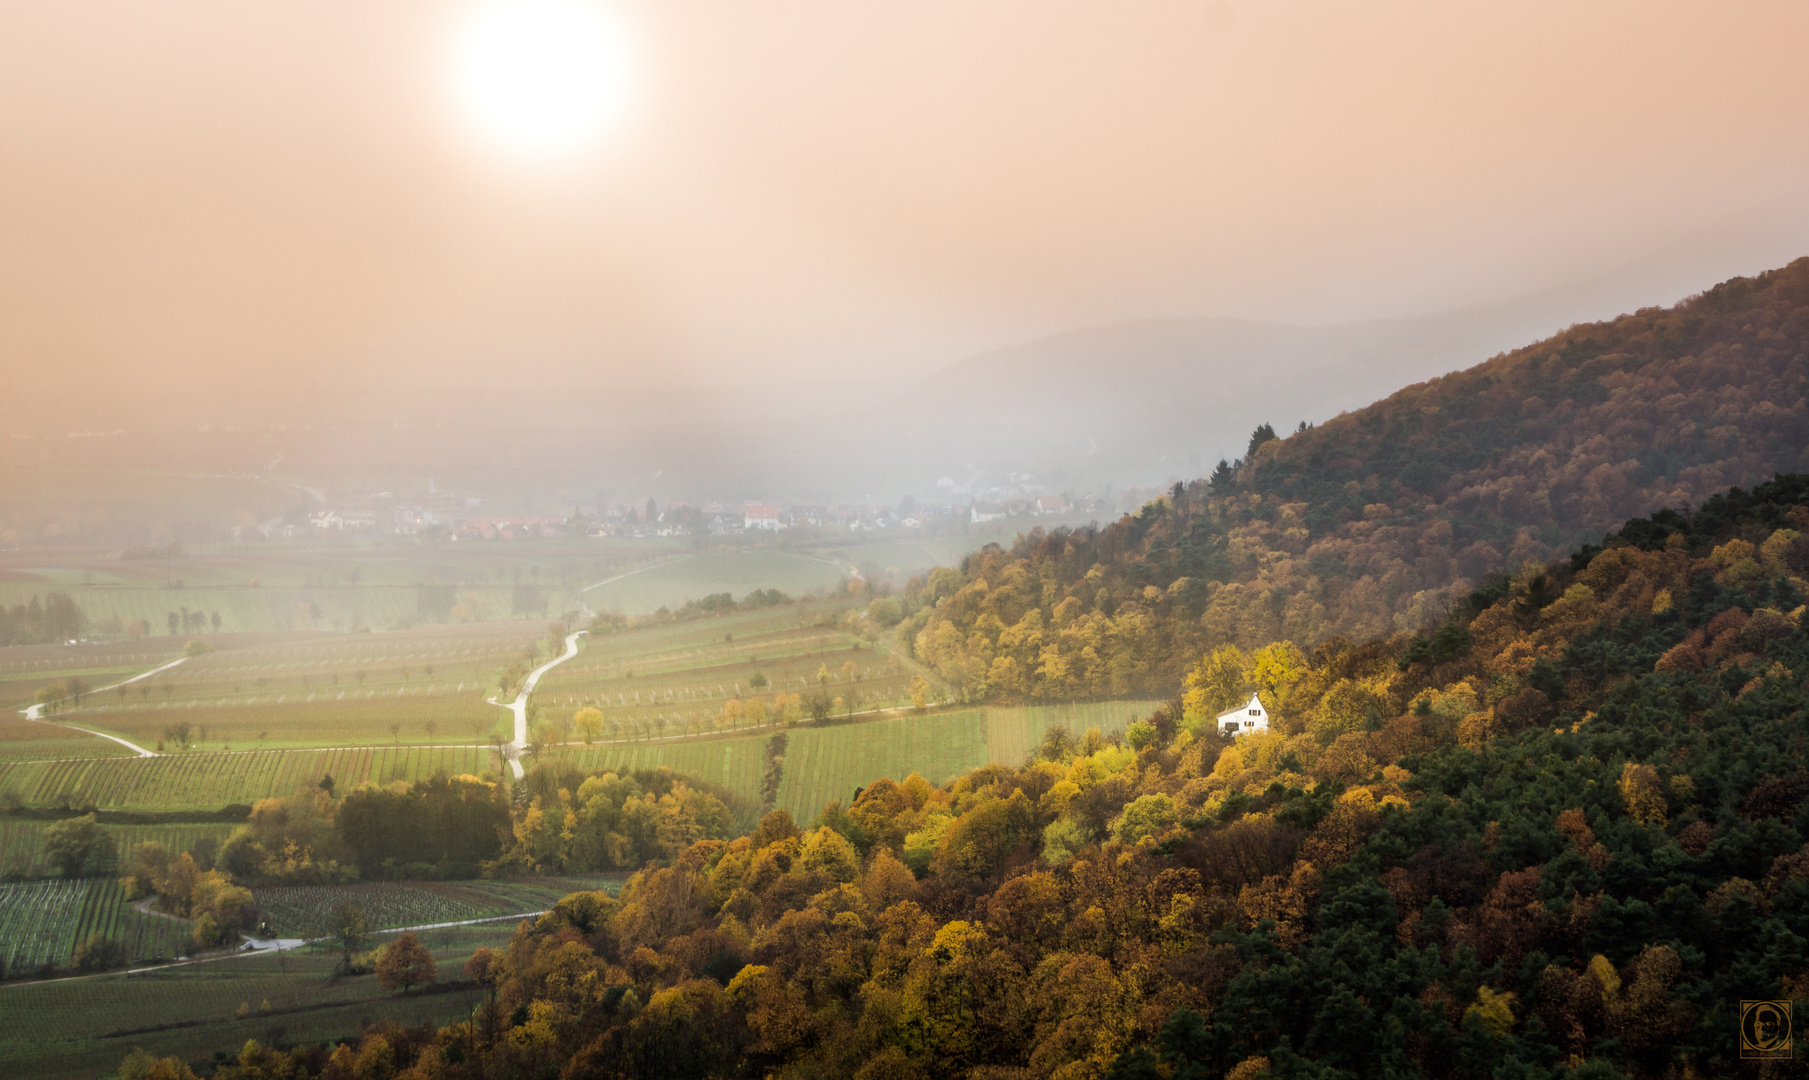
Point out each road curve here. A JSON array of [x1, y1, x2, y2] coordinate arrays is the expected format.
[[493, 630, 585, 779], [18, 655, 188, 756]]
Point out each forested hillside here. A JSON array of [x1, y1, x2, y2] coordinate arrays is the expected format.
[[899, 258, 1809, 703], [128, 474, 1809, 1079]]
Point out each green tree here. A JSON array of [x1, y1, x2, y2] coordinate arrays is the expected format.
[[71, 934, 126, 972], [333, 900, 369, 975], [43, 813, 114, 878], [1113, 793, 1177, 844], [1246, 421, 1278, 460]]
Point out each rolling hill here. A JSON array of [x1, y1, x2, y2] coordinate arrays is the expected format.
[[898, 257, 1809, 700]]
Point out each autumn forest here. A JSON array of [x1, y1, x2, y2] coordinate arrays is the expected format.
[[105, 264, 1809, 1080]]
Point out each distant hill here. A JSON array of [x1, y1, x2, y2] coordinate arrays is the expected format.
[[897, 257, 1809, 700], [1248, 256, 1809, 564], [899, 247, 1809, 496]]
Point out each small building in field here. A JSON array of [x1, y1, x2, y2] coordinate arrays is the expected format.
[[1216, 693, 1270, 736]]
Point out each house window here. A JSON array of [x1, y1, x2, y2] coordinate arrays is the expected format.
[[1249, 709, 1259, 716]]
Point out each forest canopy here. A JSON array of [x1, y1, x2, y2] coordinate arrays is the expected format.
[[896, 260, 1809, 703], [129, 473, 1809, 1079]]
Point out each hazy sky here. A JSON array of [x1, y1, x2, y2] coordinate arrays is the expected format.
[[3, 0, 1807, 414]]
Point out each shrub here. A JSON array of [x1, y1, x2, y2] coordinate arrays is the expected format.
[[71, 935, 127, 973]]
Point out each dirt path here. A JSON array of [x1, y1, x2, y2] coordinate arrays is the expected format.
[[18, 656, 187, 756], [490, 630, 585, 779], [132, 895, 191, 925]]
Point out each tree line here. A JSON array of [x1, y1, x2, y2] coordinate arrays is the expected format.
[[0, 592, 86, 646]]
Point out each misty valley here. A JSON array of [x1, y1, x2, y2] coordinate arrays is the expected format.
[[0, 263, 1807, 1079], [6, 3, 1809, 1077]]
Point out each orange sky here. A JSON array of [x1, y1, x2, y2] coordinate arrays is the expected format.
[[2, 0, 1807, 418]]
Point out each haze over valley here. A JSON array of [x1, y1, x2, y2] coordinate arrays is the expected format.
[[4, 4, 1809, 1079]]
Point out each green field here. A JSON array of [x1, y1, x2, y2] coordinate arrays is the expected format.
[[0, 532, 693, 638], [0, 864, 618, 1078], [22, 596, 885, 757], [0, 922, 518, 1080], [0, 701, 1156, 823], [0, 746, 502, 811], [535, 597, 909, 734], [254, 875, 622, 938], [580, 549, 853, 615], [0, 642, 186, 709], [0, 722, 138, 763], [0, 870, 616, 986], [28, 622, 551, 752], [0, 820, 239, 880], [0, 878, 197, 976], [552, 700, 1158, 822], [0, 534, 872, 636]]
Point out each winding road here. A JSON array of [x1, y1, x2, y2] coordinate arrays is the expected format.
[[490, 630, 585, 779], [17, 655, 187, 756]]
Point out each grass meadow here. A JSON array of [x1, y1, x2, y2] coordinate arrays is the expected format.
[[550, 699, 1159, 823], [0, 922, 519, 1080], [580, 549, 853, 614], [0, 533, 691, 636], [0, 746, 501, 811]]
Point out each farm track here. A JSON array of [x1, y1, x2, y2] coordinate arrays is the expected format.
[[0, 909, 552, 989], [19, 656, 190, 755], [491, 630, 585, 779]]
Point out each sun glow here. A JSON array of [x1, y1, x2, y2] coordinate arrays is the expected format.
[[452, 0, 632, 159]]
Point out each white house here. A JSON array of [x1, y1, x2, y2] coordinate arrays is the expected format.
[[1216, 693, 1271, 736], [744, 503, 783, 531]]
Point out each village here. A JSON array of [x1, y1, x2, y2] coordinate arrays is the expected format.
[[270, 490, 1112, 543]]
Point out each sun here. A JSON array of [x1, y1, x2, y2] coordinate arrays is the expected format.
[[452, 0, 632, 159]]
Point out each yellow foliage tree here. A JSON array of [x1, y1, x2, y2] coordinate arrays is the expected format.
[[573, 707, 603, 744], [1618, 762, 1668, 827], [1465, 986, 1517, 1037], [1181, 645, 1249, 730]]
